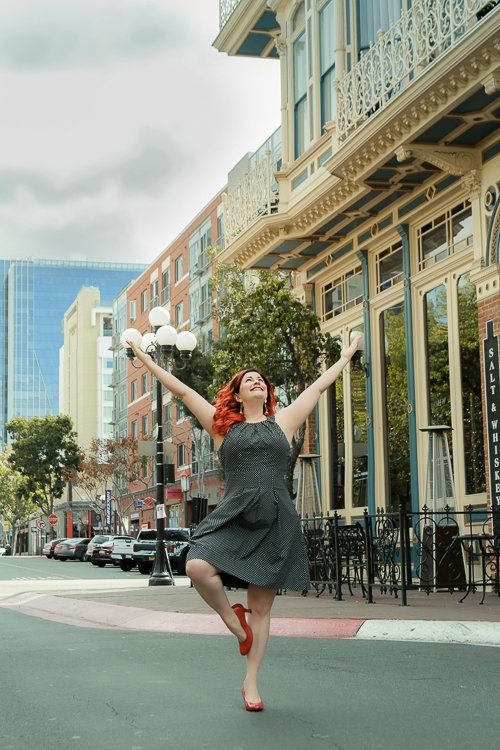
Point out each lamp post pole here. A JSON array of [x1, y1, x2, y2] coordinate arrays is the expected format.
[[121, 308, 197, 588]]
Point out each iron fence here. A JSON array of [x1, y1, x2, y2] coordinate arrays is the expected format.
[[301, 505, 499, 606]]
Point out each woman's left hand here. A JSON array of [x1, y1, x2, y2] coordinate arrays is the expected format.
[[341, 334, 362, 360]]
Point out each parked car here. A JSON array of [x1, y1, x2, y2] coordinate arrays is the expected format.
[[42, 538, 67, 558], [85, 534, 115, 562], [0, 543, 9, 556], [90, 535, 135, 567], [53, 538, 91, 562]]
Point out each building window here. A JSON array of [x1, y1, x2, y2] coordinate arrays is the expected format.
[[457, 274, 485, 494], [417, 201, 472, 271], [319, 0, 335, 128], [424, 284, 451, 429], [142, 414, 149, 436], [293, 30, 308, 158], [161, 267, 170, 305], [356, 0, 404, 57], [102, 316, 112, 336], [141, 373, 148, 395], [322, 266, 363, 321], [131, 420, 138, 439], [328, 368, 345, 510], [177, 442, 186, 467], [175, 301, 184, 326], [141, 289, 148, 313], [380, 302, 410, 510], [131, 380, 138, 401], [376, 241, 403, 293], [175, 256, 183, 282], [351, 324, 367, 508], [130, 300, 137, 321], [150, 279, 158, 308]]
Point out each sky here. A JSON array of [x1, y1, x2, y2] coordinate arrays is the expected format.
[[0, 0, 281, 265]]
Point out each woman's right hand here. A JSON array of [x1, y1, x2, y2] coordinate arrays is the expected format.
[[127, 339, 152, 364]]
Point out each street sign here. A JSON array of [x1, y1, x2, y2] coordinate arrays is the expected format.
[[36, 519, 46, 529], [48, 514, 58, 526]]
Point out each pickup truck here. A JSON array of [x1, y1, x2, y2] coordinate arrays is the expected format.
[[111, 528, 190, 574], [132, 528, 191, 575]]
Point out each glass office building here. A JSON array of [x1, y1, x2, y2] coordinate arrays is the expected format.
[[0, 258, 146, 447]]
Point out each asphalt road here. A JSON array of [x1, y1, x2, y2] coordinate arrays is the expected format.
[[0, 555, 139, 581], [0, 605, 498, 750]]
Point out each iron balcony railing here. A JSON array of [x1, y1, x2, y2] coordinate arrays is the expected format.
[[219, 0, 242, 28], [336, 0, 498, 141], [223, 150, 281, 246]]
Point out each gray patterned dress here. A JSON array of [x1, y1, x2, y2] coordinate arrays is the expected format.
[[186, 416, 310, 591]]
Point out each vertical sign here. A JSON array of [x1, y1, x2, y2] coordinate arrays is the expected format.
[[484, 320, 500, 537], [105, 489, 113, 528]]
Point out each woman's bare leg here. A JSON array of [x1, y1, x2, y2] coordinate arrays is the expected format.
[[186, 558, 246, 641], [243, 585, 277, 704]]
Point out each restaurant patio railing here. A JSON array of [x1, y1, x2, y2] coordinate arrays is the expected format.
[[301, 505, 499, 606]]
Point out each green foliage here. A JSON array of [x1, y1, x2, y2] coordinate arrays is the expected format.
[[209, 261, 340, 493], [0, 450, 37, 526], [210, 264, 339, 403], [6, 415, 81, 516]]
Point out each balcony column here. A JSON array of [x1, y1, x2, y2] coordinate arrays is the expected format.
[[334, 0, 346, 80], [274, 32, 289, 170]]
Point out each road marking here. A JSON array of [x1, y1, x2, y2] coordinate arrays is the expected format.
[[13, 577, 66, 581]]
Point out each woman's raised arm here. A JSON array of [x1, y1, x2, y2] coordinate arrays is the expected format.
[[275, 335, 361, 442], [127, 340, 216, 436]]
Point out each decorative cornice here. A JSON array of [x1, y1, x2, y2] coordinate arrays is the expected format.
[[461, 169, 482, 200], [274, 34, 287, 57]]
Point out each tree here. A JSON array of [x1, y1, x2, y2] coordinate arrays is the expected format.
[[6, 415, 81, 532], [68, 438, 115, 531], [210, 262, 339, 494], [0, 450, 38, 554]]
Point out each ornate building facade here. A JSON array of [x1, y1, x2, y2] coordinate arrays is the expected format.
[[214, 0, 500, 522]]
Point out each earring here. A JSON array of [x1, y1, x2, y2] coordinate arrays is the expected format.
[[239, 402, 244, 414], [263, 402, 268, 415]]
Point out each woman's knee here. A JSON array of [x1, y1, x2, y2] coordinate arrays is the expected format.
[[186, 558, 215, 581]]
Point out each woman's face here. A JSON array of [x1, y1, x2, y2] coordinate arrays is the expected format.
[[237, 371, 268, 405]]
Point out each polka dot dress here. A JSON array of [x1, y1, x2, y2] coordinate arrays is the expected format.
[[187, 416, 310, 591]]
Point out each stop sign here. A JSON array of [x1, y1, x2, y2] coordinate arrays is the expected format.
[[48, 514, 58, 526]]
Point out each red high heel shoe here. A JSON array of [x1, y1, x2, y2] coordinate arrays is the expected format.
[[241, 686, 264, 712], [231, 603, 253, 656]]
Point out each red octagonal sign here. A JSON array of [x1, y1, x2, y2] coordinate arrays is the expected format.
[[48, 514, 58, 526]]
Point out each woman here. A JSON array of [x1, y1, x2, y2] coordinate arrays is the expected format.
[[128, 334, 360, 711]]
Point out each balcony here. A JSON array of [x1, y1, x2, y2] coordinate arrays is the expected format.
[[223, 150, 281, 246], [336, 0, 499, 142], [219, 0, 241, 27]]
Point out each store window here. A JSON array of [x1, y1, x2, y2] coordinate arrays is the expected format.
[[424, 284, 452, 429], [381, 303, 410, 510], [417, 201, 472, 271], [350, 325, 367, 507], [457, 274, 485, 494], [328, 364, 345, 510]]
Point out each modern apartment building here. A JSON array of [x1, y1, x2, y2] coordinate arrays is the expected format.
[[214, 0, 500, 522], [0, 258, 145, 448], [60, 287, 114, 450]]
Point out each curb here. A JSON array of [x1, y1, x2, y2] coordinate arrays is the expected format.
[[1, 593, 500, 646], [356, 619, 500, 647]]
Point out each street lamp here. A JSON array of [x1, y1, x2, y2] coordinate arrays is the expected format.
[[120, 307, 196, 586]]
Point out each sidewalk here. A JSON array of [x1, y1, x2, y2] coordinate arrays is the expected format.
[[1, 578, 499, 647]]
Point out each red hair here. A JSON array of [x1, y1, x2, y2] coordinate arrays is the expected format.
[[212, 369, 276, 437]]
